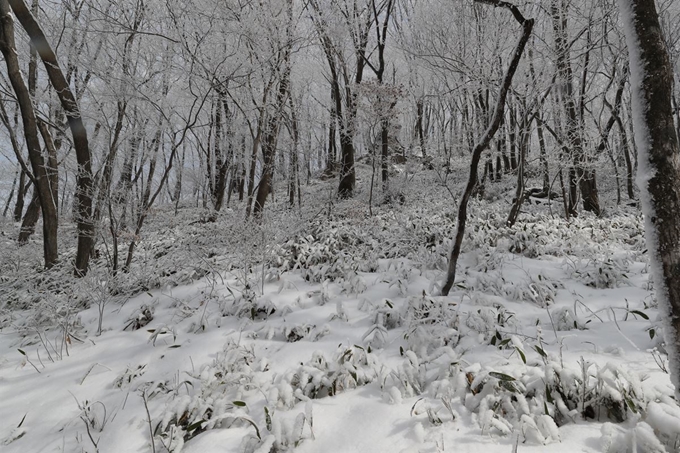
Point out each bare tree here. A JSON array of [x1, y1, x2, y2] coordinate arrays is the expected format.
[[441, 0, 534, 296], [0, 0, 59, 268], [9, 0, 95, 275], [618, 0, 680, 397]]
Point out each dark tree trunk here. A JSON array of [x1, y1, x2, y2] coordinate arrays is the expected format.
[[2, 168, 17, 217], [508, 102, 518, 170], [416, 98, 427, 158], [10, 0, 95, 274], [617, 116, 635, 200], [13, 169, 26, 221], [551, 0, 600, 216], [327, 91, 337, 172], [254, 0, 293, 216], [0, 0, 59, 267], [18, 189, 40, 244], [442, 1, 533, 296], [212, 95, 231, 212], [619, 0, 680, 397], [537, 117, 549, 194]]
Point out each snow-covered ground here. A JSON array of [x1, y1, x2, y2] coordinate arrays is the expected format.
[[1, 169, 679, 452]]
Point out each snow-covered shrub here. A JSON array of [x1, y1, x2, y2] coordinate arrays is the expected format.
[[462, 304, 519, 345], [279, 345, 377, 405], [113, 364, 147, 388], [601, 398, 680, 452], [566, 255, 631, 289], [284, 324, 329, 343], [403, 293, 460, 354], [124, 305, 154, 331], [225, 284, 275, 320], [155, 341, 261, 450], [551, 307, 587, 331]]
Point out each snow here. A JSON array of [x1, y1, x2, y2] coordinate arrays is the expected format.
[[1, 168, 679, 453]]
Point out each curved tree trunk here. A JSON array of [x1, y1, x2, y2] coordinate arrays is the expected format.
[[441, 0, 533, 296]]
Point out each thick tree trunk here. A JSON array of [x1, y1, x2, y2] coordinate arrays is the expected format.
[[18, 189, 40, 244], [10, 0, 95, 275], [619, 0, 680, 398], [0, 0, 58, 267]]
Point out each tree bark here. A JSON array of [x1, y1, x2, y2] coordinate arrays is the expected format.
[[0, 0, 58, 267], [18, 189, 40, 244], [441, 0, 533, 296], [551, 0, 600, 216], [9, 0, 95, 275], [619, 0, 680, 398]]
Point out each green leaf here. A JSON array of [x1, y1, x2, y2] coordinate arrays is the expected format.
[[516, 347, 527, 364], [17, 349, 26, 356], [649, 328, 656, 340], [534, 345, 547, 358], [264, 406, 272, 431], [630, 310, 649, 320], [232, 401, 246, 407], [186, 419, 205, 432], [489, 371, 516, 381], [169, 345, 181, 349]]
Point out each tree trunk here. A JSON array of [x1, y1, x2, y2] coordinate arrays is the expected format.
[[18, 189, 40, 244], [10, 0, 95, 275], [2, 168, 17, 217], [212, 95, 231, 212], [619, 0, 680, 398], [551, 0, 600, 216], [441, 1, 533, 296], [13, 169, 26, 221], [0, 0, 58, 267], [617, 116, 635, 200], [416, 98, 427, 158]]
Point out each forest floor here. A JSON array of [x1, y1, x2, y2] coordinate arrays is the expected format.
[[1, 163, 679, 453]]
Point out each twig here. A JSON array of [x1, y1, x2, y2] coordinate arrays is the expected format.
[[142, 390, 157, 453]]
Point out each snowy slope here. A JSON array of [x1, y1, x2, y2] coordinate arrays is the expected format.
[[1, 171, 679, 453]]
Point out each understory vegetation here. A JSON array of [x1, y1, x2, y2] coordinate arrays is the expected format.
[[1, 167, 678, 453]]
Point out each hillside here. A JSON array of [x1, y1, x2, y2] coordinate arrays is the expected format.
[[1, 166, 678, 453]]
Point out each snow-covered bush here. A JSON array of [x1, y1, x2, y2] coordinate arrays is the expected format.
[[566, 255, 631, 289], [154, 341, 262, 451], [279, 345, 377, 405]]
